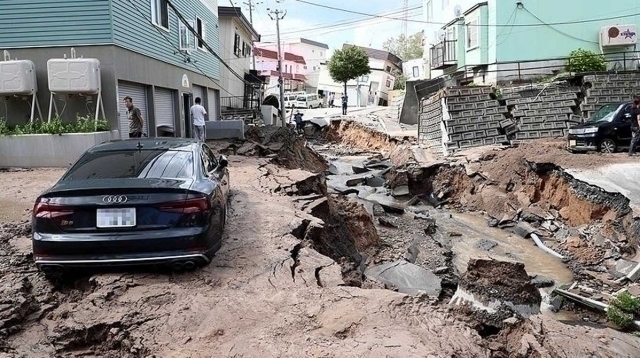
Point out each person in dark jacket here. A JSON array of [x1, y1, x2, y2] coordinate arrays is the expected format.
[[293, 110, 304, 134], [629, 98, 640, 156], [341, 93, 348, 115]]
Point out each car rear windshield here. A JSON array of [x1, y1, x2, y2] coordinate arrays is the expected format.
[[297, 96, 307, 101], [63, 149, 194, 180]]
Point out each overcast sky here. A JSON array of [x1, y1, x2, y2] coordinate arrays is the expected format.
[[245, 0, 424, 55]]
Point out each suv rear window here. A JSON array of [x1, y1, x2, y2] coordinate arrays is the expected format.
[[63, 150, 194, 180]]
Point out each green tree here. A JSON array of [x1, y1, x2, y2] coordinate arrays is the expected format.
[[327, 46, 371, 113], [383, 32, 424, 61], [566, 48, 607, 73]]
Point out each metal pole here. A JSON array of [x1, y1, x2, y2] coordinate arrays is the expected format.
[[244, 0, 257, 71], [275, 11, 286, 127]]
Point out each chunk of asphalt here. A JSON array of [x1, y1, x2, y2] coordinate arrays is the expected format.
[[372, 204, 386, 217], [530, 275, 555, 288], [328, 164, 340, 175], [365, 175, 386, 188], [512, 221, 537, 238], [365, 260, 442, 297], [391, 185, 410, 197], [352, 165, 370, 174], [404, 244, 419, 264], [346, 178, 365, 187]]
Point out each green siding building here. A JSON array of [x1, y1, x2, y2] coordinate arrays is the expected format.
[[0, 0, 223, 138]]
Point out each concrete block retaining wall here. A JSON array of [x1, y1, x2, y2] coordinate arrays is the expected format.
[[419, 83, 582, 155], [0, 131, 114, 168], [582, 72, 640, 118]]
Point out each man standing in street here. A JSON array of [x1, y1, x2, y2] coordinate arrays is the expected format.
[[191, 97, 207, 141], [124, 96, 144, 138], [629, 98, 640, 156], [341, 93, 348, 115]]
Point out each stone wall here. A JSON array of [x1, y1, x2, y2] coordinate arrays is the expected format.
[[418, 91, 444, 154], [582, 73, 640, 118]]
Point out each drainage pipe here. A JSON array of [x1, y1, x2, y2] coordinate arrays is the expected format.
[[554, 288, 640, 330], [530, 233, 565, 260]]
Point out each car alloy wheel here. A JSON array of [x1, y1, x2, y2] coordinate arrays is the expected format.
[[600, 139, 616, 153]]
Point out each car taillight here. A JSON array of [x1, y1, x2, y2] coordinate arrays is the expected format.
[[33, 198, 74, 219], [158, 197, 210, 214]]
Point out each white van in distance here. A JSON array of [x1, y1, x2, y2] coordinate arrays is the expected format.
[[295, 93, 322, 109]]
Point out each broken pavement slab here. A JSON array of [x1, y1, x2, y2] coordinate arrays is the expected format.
[[364, 260, 442, 297]]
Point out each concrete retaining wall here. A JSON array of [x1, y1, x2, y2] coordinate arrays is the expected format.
[[582, 72, 640, 118], [0, 131, 113, 168], [205, 120, 244, 140]]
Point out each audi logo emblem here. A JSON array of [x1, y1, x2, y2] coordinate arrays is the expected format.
[[103, 195, 128, 204]]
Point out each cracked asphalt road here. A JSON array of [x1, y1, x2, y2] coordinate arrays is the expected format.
[[2, 156, 640, 357]]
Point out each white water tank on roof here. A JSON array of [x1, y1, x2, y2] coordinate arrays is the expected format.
[[47, 58, 101, 94], [0, 60, 37, 95]]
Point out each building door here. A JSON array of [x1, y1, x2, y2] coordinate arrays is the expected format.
[[208, 88, 219, 120], [155, 87, 175, 137], [183, 93, 193, 138], [117, 81, 148, 139]]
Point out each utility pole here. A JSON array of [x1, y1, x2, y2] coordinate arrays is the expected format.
[[243, 0, 262, 70], [268, 7, 286, 127]]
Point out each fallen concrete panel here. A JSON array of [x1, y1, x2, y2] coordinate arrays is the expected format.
[[205, 120, 245, 140], [365, 260, 442, 296]]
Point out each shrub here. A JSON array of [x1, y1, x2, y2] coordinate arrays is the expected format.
[[607, 291, 640, 329], [566, 48, 607, 73], [0, 116, 109, 135]]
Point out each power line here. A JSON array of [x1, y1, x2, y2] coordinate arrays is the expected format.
[[522, 8, 599, 44], [293, 0, 640, 28], [260, 5, 421, 37]]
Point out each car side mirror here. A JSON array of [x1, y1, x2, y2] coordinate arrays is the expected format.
[[219, 155, 228, 168]]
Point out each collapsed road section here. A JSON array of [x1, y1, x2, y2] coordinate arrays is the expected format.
[[1, 123, 640, 357]]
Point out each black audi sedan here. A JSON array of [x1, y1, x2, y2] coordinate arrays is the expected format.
[[31, 138, 229, 275], [567, 102, 635, 153]]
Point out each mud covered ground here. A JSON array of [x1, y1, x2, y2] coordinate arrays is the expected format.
[[2, 125, 640, 357]]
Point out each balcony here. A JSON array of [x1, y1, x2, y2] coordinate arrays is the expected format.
[[430, 40, 457, 70]]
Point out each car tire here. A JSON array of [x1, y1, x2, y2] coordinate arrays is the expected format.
[[599, 139, 617, 153]]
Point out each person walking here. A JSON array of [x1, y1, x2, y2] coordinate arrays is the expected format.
[[190, 97, 207, 141], [293, 110, 304, 135], [329, 93, 335, 108], [124, 96, 144, 138], [629, 98, 640, 156], [341, 93, 348, 115]]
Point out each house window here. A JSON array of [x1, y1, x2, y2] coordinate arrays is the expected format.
[[360, 75, 369, 82], [196, 17, 206, 50], [151, 0, 169, 29], [412, 66, 419, 78], [385, 66, 391, 72], [426, 0, 433, 21], [242, 41, 247, 57], [304, 65, 307, 69], [234, 33, 241, 57], [179, 20, 196, 51], [386, 78, 391, 88], [446, 26, 456, 41], [466, 19, 478, 49]]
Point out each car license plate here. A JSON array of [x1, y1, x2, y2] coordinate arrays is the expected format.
[[96, 208, 136, 228], [569, 140, 576, 147]]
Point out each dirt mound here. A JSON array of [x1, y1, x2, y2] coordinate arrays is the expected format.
[[460, 259, 541, 307], [230, 126, 328, 173], [325, 120, 407, 156]]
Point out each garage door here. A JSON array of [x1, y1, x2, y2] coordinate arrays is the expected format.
[[117, 81, 148, 138], [155, 87, 175, 134], [192, 84, 204, 111], [208, 88, 219, 121]]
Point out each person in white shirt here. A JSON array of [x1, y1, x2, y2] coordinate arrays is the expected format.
[[190, 97, 207, 141]]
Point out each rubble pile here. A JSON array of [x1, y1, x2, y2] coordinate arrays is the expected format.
[[450, 259, 542, 324], [224, 125, 328, 173]]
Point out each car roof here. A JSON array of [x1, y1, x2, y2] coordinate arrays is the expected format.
[[89, 138, 201, 153]]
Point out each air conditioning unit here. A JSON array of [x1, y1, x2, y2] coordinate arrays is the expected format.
[[600, 25, 637, 47]]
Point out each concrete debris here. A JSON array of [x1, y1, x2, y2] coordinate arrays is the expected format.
[[404, 244, 420, 264], [378, 217, 400, 228], [365, 175, 386, 188], [474, 239, 498, 251], [346, 178, 365, 187], [391, 185, 410, 197], [530, 275, 555, 288], [365, 260, 442, 296], [352, 165, 370, 174], [372, 204, 386, 217]]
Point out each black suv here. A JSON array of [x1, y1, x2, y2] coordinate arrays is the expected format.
[[567, 102, 635, 153]]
